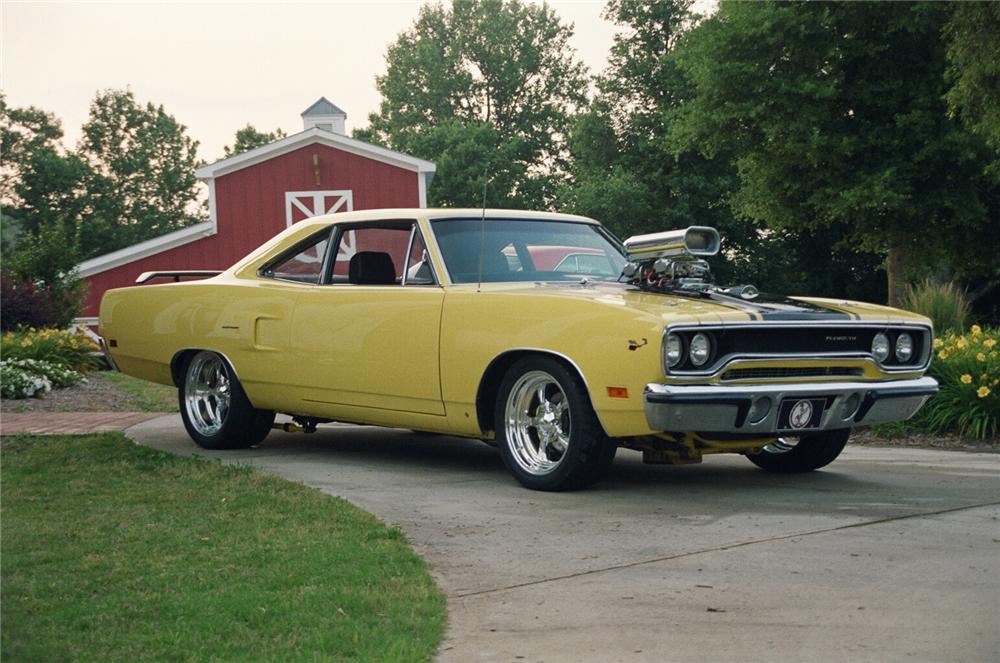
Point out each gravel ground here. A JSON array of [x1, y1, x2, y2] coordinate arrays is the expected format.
[[1, 373, 177, 413], [2, 377, 996, 452]]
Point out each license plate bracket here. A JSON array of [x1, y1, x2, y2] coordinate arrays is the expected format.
[[777, 397, 826, 431]]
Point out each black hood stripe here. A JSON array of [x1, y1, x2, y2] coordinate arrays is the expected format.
[[706, 292, 857, 321]]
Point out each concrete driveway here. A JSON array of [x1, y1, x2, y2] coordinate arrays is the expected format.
[[128, 415, 1000, 662]]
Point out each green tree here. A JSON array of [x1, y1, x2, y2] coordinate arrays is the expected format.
[[944, 2, 1000, 178], [669, 1, 998, 305], [223, 124, 287, 158], [78, 89, 205, 257], [0, 94, 64, 209], [362, 0, 588, 207]]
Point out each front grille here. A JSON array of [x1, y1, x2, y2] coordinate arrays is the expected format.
[[666, 324, 930, 374], [720, 367, 864, 381]]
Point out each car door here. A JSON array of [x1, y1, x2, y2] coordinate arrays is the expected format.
[[288, 220, 445, 415]]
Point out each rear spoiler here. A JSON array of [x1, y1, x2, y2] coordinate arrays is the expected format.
[[135, 270, 223, 284]]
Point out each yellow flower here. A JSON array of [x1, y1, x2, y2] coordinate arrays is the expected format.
[[982, 373, 989, 381], [933, 338, 943, 348], [992, 351, 998, 360], [956, 338, 968, 349], [985, 339, 997, 350], [978, 352, 987, 362], [19, 339, 31, 347], [971, 324, 982, 336], [960, 374, 973, 384], [978, 386, 991, 398], [938, 350, 949, 360]]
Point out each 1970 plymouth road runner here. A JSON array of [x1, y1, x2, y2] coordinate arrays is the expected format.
[[100, 209, 938, 490]]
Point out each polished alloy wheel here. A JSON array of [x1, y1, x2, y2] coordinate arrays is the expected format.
[[504, 370, 571, 476], [183, 352, 231, 436]]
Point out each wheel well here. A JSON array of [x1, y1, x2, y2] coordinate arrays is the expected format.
[[170, 349, 198, 387], [475, 350, 596, 435]]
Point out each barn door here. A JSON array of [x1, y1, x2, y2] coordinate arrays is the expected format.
[[283, 190, 353, 227]]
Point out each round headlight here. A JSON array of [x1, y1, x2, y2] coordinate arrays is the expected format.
[[895, 332, 914, 362], [690, 332, 712, 367], [872, 332, 891, 363], [665, 333, 684, 368]]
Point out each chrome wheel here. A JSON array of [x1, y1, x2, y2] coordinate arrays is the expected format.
[[183, 352, 231, 436], [504, 370, 571, 476]]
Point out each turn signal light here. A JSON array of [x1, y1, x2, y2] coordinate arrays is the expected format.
[[607, 387, 629, 399]]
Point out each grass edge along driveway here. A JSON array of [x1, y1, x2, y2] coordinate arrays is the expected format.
[[1, 434, 445, 662]]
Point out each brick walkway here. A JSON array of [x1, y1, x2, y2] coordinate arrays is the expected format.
[[0, 412, 165, 436]]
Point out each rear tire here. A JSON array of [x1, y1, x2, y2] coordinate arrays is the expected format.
[[746, 429, 850, 473], [179, 351, 275, 450], [495, 356, 616, 491]]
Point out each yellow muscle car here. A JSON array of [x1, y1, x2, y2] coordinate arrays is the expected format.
[[99, 209, 938, 491]]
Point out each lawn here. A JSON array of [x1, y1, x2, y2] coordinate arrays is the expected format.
[[1, 434, 446, 662]]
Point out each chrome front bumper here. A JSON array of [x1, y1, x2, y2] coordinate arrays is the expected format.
[[644, 377, 938, 435]]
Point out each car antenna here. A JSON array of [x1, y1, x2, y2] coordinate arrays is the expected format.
[[477, 166, 488, 293]]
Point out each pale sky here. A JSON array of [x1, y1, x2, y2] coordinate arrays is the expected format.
[[2, 0, 620, 163]]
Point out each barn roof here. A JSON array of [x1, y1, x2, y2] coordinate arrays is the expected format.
[[301, 97, 346, 117], [195, 127, 435, 180]]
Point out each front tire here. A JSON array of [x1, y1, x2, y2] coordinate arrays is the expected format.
[[495, 356, 616, 491], [179, 351, 275, 450], [746, 429, 850, 473]]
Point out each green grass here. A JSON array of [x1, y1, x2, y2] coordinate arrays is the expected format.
[[102, 371, 179, 412], [1, 434, 446, 662]]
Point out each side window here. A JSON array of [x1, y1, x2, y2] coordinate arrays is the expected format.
[[265, 232, 329, 283], [330, 225, 412, 285]]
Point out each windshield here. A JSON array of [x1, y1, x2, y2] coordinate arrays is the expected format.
[[432, 218, 627, 284]]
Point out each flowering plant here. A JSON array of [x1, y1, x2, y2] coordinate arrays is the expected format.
[[1, 327, 99, 372], [922, 325, 999, 438], [0, 358, 85, 399]]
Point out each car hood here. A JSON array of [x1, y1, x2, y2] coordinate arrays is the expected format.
[[465, 281, 919, 325]]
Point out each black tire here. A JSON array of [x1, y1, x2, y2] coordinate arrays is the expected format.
[[495, 356, 616, 491], [179, 350, 275, 450], [746, 428, 850, 473]]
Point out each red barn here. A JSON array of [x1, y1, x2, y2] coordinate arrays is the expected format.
[[75, 98, 435, 322]]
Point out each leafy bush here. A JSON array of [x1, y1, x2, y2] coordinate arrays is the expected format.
[[918, 325, 999, 439], [903, 279, 971, 334], [1, 218, 88, 329], [1, 273, 61, 330], [1, 361, 53, 399], [1, 328, 99, 372], [0, 358, 85, 399]]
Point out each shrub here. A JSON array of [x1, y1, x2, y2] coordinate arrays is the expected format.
[[903, 279, 971, 334], [0, 358, 85, 398], [917, 325, 999, 439], [1, 273, 61, 330], [0, 361, 53, 399], [1, 218, 88, 329], [1, 328, 99, 372]]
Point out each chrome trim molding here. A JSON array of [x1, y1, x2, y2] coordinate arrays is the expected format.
[[661, 322, 933, 378], [644, 376, 938, 435]]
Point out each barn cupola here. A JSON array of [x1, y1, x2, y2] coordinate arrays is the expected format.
[[301, 97, 347, 135]]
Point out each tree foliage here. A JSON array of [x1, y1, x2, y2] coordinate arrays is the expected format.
[[223, 124, 287, 158], [363, 0, 588, 207], [78, 89, 205, 256], [1, 94, 65, 209], [668, 1, 999, 304], [944, 1, 1000, 178]]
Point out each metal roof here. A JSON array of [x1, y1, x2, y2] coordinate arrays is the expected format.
[[301, 96, 346, 117]]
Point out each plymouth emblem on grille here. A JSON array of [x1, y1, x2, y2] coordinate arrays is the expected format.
[[789, 399, 814, 429]]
